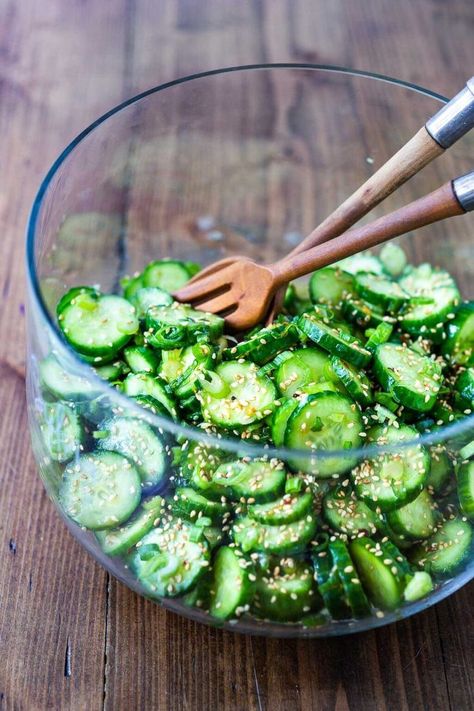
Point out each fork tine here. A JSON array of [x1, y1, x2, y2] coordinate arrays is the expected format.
[[192, 289, 237, 315], [173, 270, 232, 303], [187, 256, 243, 284]]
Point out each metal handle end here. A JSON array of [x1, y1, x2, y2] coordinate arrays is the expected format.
[[426, 80, 474, 148], [453, 171, 474, 212]]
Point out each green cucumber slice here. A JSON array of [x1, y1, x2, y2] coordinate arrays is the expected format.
[[129, 286, 173, 319], [123, 373, 177, 418], [40, 355, 100, 401], [328, 540, 371, 617], [352, 424, 429, 512], [312, 553, 351, 619], [336, 253, 384, 276], [129, 517, 210, 597], [342, 298, 395, 329], [297, 313, 371, 368], [58, 290, 138, 356], [379, 243, 407, 278], [254, 557, 316, 621], [232, 514, 317, 556], [374, 342, 443, 412], [224, 322, 299, 365], [248, 492, 313, 525], [40, 401, 83, 463], [285, 392, 363, 477], [443, 302, 474, 365], [410, 517, 473, 575], [123, 346, 160, 374], [172, 486, 230, 523], [386, 489, 437, 540], [146, 304, 224, 349], [427, 446, 452, 494], [355, 272, 409, 312], [209, 547, 256, 620], [457, 461, 474, 520], [200, 361, 276, 428], [329, 356, 373, 406], [309, 267, 356, 307], [454, 367, 474, 410], [365, 322, 394, 352], [350, 537, 404, 611], [403, 571, 433, 602], [211, 459, 286, 503], [271, 398, 299, 447], [399, 264, 460, 339], [95, 496, 165, 556], [60, 451, 141, 530], [142, 259, 192, 292], [275, 347, 338, 398], [323, 485, 379, 536]]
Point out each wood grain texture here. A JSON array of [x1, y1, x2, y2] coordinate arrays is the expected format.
[[0, 1, 473, 710]]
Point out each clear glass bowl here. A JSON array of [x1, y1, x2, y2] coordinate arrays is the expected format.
[[26, 65, 474, 637]]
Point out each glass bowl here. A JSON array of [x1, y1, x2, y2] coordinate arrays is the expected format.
[[26, 65, 474, 637]]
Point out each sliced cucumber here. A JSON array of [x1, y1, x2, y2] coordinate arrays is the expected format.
[[209, 547, 255, 619], [374, 342, 443, 412], [95, 496, 164, 556], [123, 373, 177, 418], [248, 491, 313, 525], [142, 259, 192, 292], [342, 298, 395, 329], [411, 517, 473, 575], [146, 304, 224, 349], [94, 360, 127, 381], [443, 302, 474, 365], [123, 346, 160, 374], [379, 243, 407, 278], [336, 253, 384, 276], [386, 489, 437, 540], [129, 516, 210, 597], [312, 553, 351, 619], [172, 486, 230, 523], [40, 355, 100, 401], [232, 514, 317, 556], [365, 322, 394, 352], [40, 401, 83, 463], [271, 398, 299, 447], [427, 446, 452, 494], [350, 537, 404, 610], [58, 290, 138, 357], [97, 416, 167, 488], [129, 286, 173, 319], [454, 367, 474, 410], [211, 459, 286, 503], [457, 461, 474, 520], [352, 424, 429, 512], [328, 540, 371, 617], [254, 557, 316, 621], [285, 392, 363, 477], [200, 361, 276, 428], [399, 264, 460, 340], [60, 451, 141, 530], [309, 267, 356, 307], [403, 571, 433, 602], [224, 321, 298, 365], [297, 313, 371, 368], [329, 356, 373, 406], [275, 347, 338, 398], [323, 485, 379, 536], [355, 272, 409, 312]]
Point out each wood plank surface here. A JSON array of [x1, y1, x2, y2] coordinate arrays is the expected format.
[[0, 1, 473, 710]]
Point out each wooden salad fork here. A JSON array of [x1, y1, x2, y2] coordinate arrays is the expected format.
[[182, 77, 474, 319], [174, 170, 474, 330]]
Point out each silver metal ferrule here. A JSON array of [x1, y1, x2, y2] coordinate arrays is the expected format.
[[426, 78, 474, 148], [453, 170, 474, 212]]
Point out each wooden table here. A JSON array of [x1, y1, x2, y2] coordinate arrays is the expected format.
[[1, 1, 473, 709]]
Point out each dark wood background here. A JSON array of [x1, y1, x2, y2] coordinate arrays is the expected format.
[[1, 1, 473, 709]]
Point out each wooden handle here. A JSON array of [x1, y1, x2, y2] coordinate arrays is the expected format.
[[289, 127, 444, 256], [272, 181, 464, 284]]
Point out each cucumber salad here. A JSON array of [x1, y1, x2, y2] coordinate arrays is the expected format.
[[38, 244, 474, 627]]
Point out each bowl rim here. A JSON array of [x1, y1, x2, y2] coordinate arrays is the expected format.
[[25, 62, 474, 462]]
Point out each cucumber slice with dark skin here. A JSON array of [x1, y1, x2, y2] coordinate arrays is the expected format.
[[60, 451, 142, 530], [386, 489, 437, 540], [224, 322, 299, 365], [410, 517, 473, 575], [457, 461, 474, 520], [142, 259, 192, 292], [122, 273, 144, 301], [312, 553, 351, 619], [443, 302, 474, 365], [352, 423, 429, 512], [97, 416, 168, 488], [254, 557, 317, 621], [248, 492, 313, 525], [365, 322, 394, 352], [129, 516, 210, 597], [399, 264, 460, 339], [271, 398, 299, 446], [374, 342, 443, 412], [285, 392, 363, 477], [209, 547, 256, 620], [328, 540, 371, 617], [123, 346, 160, 374], [129, 287, 173, 319], [58, 290, 139, 357], [275, 348, 339, 398], [355, 272, 409, 312], [40, 401, 83, 463], [323, 485, 380, 537], [172, 486, 230, 524], [40, 355, 100, 401], [257, 350, 294, 378], [211, 459, 286, 503], [309, 267, 356, 307], [454, 367, 474, 410], [95, 496, 165, 556], [297, 313, 372, 368], [200, 361, 276, 428], [350, 537, 405, 611], [329, 356, 373, 406], [336, 253, 384, 276], [427, 446, 452, 495], [123, 373, 177, 418], [232, 514, 317, 556], [94, 360, 128, 381], [146, 304, 224, 349]]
